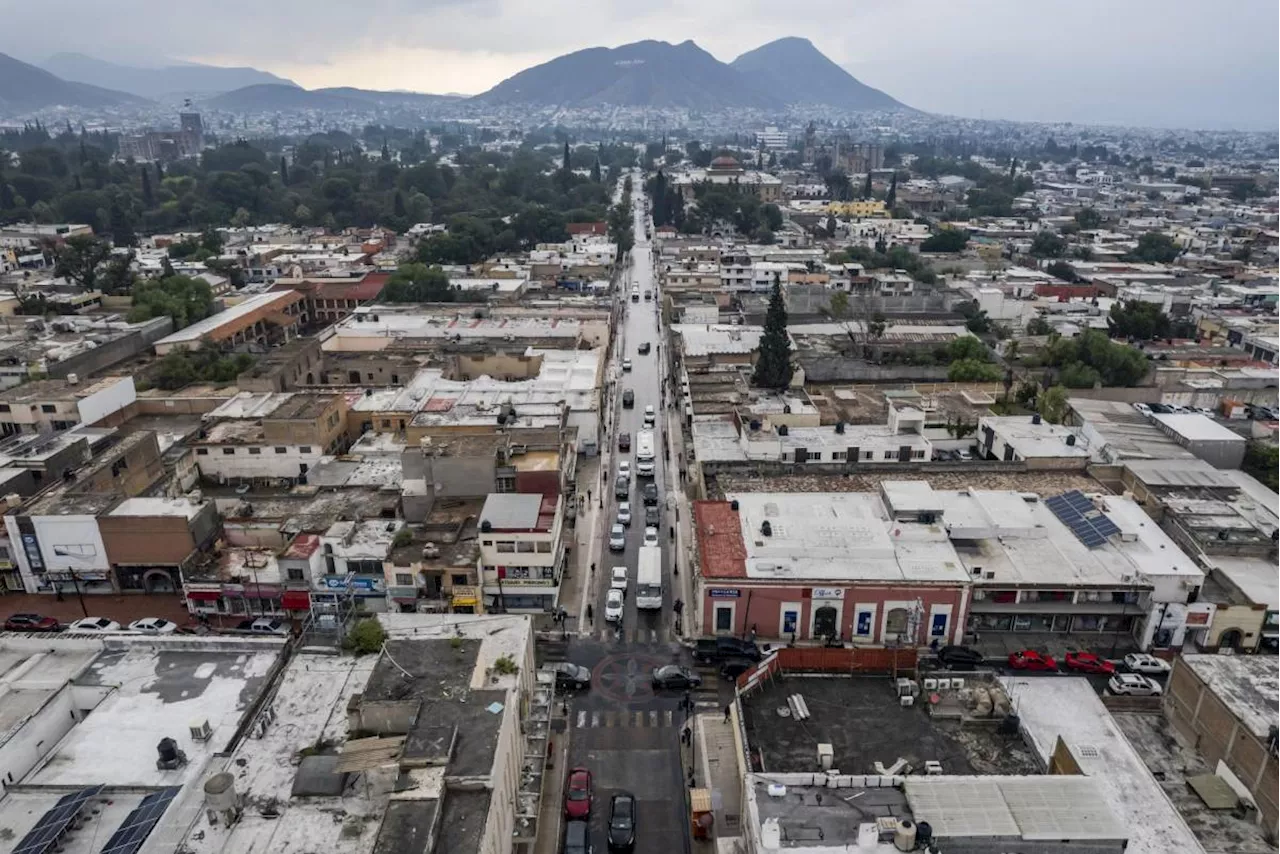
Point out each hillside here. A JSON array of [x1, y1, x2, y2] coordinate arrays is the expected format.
[[474, 40, 780, 109], [41, 53, 295, 98], [202, 84, 354, 111], [0, 53, 147, 112], [313, 87, 461, 108], [730, 37, 904, 111]]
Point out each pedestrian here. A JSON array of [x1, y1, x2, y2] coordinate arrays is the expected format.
[[723, 704, 732, 723], [587, 489, 592, 503], [586, 604, 594, 625], [930, 637, 940, 653], [749, 624, 757, 642], [683, 691, 692, 711], [591, 562, 596, 576]]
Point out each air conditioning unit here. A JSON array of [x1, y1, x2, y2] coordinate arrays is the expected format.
[[190, 719, 213, 741], [972, 590, 986, 600]]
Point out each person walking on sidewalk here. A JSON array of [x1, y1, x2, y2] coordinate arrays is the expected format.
[[723, 704, 732, 723]]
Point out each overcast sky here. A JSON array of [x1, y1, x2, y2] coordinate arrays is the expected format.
[[5, 0, 1277, 130]]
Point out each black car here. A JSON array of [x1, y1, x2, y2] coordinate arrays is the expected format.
[[693, 636, 762, 664], [618, 432, 631, 452], [637, 342, 651, 355], [652, 664, 702, 689], [553, 662, 592, 690], [644, 505, 660, 526], [719, 658, 755, 681], [937, 645, 985, 670], [615, 476, 630, 499], [641, 482, 658, 506], [564, 819, 592, 854], [622, 389, 635, 408], [608, 792, 637, 851]]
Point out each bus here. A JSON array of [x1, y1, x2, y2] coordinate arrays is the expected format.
[[635, 430, 655, 476], [636, 546, 663, 610]]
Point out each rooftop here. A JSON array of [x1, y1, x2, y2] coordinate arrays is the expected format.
[[155, 290, 304, 347], [981, 415, 1091, 459], [1152, 412, 1249, 444], [1179, 654, 1279, 741], [480, 493, 556, 532], [109, 496, 206, 519]]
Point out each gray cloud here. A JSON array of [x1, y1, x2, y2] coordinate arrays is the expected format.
[[3, 0, 1275, 129]]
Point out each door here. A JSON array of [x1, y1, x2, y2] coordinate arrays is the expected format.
[[813, 605, 838, 640], [714, 604, 734, 634], [930, 612, 948, 639], [780, 603, 800, 637]]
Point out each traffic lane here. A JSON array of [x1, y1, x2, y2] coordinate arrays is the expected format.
[[570, 729, 687, 854]]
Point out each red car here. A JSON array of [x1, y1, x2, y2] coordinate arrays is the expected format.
[[4, 613, 61, 632], [564, 767, 592, 819], [1063, 651, 1114, 675], [1008, 650, 1057, 671]]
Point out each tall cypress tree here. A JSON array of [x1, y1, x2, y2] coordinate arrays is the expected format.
[[862, 171, 872, 200], [140, 165, 153, 205], [279, 156, 290, 186], [562, 140, 570, 173], [752, 275, 794, 389], [885, 173, 897, 210], [154, 161, 164, 184]]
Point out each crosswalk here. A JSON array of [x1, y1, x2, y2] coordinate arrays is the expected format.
[[571, 698, 720, 730], [593, 626, 666, 644]]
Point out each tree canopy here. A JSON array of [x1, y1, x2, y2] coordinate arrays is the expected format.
[[1129, 231, 1181, 263], [919, 228, 968, 253], [752, 278, 793, 389], [1108, 300, 1173, 341], [127, 274, 214, 329]]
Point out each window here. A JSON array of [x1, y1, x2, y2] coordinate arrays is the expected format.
[[249, 447, 262, 455], [0, 404, 9, 412], [287, 568, 304, 581], [451, 574, 470, 586], [831, 451, 846, 461], [506, 567, 531, 579], [912, 450, 926, 460], [40, 404, 56, 413], [496, 541, 515, 553], [299, 446, 312, 454], [883, 450, 894, 460], [395, 573, 413, 586], [222, 447, 235, 455], [863, 451, 874, 461], [276, 447, 287, 454], [482, 540, 493, 547], [536, 542, 552, 553], [515, 541, 536, 553]]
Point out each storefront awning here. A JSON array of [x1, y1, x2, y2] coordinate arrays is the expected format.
[[281, 591, 311, 609], [185, 590, 220, 602], [451, 595, 479, 607]]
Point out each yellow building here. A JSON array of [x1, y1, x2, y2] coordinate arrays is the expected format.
[[827, 200, 888, 219]]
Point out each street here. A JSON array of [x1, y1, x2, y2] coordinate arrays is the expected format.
[[537, 172, 719, 854]]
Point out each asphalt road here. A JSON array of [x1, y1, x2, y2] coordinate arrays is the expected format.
[[537, 174, 711, 854]]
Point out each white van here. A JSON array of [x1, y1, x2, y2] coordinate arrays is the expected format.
[[635, 430, 655, 476]]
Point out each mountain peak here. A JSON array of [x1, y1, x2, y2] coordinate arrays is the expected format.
[[0, 52, 146, 111], [731, 37, 905, 111]]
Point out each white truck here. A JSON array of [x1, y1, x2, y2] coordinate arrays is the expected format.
[[635, 429, 655, 476], [636, 546, 663, 610]]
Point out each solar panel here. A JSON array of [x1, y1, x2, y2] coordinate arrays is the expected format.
[[12, 784, 104, 854], [1046, 490, 1119, 549], [98, 786, 182, 854]]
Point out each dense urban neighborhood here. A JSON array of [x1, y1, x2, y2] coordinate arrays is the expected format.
[[0, 28, 1275, 854]]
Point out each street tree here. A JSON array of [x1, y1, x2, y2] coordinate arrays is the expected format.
[[752, 276, 794, 389]]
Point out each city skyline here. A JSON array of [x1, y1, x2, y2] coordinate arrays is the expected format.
[[1, 0, 1277, 131]]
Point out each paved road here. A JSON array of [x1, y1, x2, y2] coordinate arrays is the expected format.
[[539, 173, 713, 854]]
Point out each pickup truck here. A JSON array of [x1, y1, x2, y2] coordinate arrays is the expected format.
[[693, 637, 763, 664]]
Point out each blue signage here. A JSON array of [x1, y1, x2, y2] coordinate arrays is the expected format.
[[709, 588, 741, 599], [323, 576, 379, 591]]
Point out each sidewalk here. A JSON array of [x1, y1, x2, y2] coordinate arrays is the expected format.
[[531, 709, 571, 854], [692, 707, 744, 843], [0, 591, 192, 627]]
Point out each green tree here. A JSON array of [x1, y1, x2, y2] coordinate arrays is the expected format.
[[98, 251, 137, 295], [824, 214, 837, 238], [948, 359, 1002, 382], [885, 172, 897, 208], [1108, 300, 1172, 341], [1242, 441, 1279, 492], [919, 228, 968, 253], [1130, 231, 1180, 263], [128, 274, 215, 329], [140, 165, 153, 206], [1036, 385, 1070, 423], [1074, 207, 1101, 229], [862, 171, 872, 200], [1046, 260, 1078, 281], [1029, 231, 1067, 258], [1026, 315, 1053, 336], [344, 618, 387, 655], [752, 277, 793, 389], [53, 234, 112, 290], [947, 336, 991, 363], [590, 159, 601, 183], [279, 156, 290, 186], [382, 262, 454, 302]]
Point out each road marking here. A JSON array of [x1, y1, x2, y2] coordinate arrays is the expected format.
[[665, 709, 674, 727], [577, 711, 586, 728], [634, 710, 644, 727], [605, 711, 616, 728], [649, 710, 658, 728], [591, 711, 600, 728]]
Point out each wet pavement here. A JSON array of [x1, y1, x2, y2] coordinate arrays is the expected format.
[[0, 591, 192, 628]]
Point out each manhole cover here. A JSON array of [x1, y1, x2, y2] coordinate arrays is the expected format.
[[776, 707, 791, 717]]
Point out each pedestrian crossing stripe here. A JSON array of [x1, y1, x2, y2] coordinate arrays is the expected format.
[[572, 708, 688, 729], [596, 628, 664, 643]]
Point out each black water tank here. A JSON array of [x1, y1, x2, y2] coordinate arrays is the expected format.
[[730, 499, 739, 511], [761, 520, 772, 537], [157, 738, 178, 764], [778, 425, 789, 436], [916, 821, 933, 843], [1066, 434, 1076, 446], [1032, 413, 1042, 425], [835, 422, 845, 434]]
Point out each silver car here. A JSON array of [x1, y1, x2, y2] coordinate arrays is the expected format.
[[617, 502, 632, 526], [609, 524, 627, 551]]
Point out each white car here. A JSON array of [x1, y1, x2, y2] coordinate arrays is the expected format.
[[238, 618, 289, 636], [617, 461, 631, 479], [605, 588, 625, 622], [1123, 653, 1171, 675], [609, 524, 627, 551], [622, 358, 633, 372], [610, 566, 629, 591], [129, 617, 178, 634], [643, 405, 655, 426], [643, 526, 659, 547], [617, 502, 632, 526], [1108, 673, 1163, 696], [1132, 402, 1152, 414], [67, 617, 121, 633]]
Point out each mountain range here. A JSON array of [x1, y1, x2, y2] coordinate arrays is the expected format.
[[203, 84, 461, 111], [0, 52, 148, 111], [475, 37, 904, 111], [40, 53, 294, 98]]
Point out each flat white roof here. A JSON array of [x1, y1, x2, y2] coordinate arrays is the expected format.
[[983, 416, 1091, 458], [727, 492, 969, 584], [110, 496, 204, 519], [674, 324, 764, 356], [1153, 412, 1248, 444], [155, 290, 301, 346], [1180, 654, 1279, 740], [999, 676, 1206, 854]]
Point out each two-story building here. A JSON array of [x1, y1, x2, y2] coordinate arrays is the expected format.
[[478, 492, 564, 613]]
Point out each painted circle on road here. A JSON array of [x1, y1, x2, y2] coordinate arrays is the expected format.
[[592, 651, 669, 705]]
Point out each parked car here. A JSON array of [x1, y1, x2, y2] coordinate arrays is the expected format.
[[617, 502, 632, 526], [129, 617, 179, 635], [618, 432, 631, 451], [617, 461, 631, 479], [607, 792, 637, 852], [1132, 402, 1152, 414], [693, 637, 762, 663], [955, 448, 974, 461], [644, 505, 660, 526], [236, 618, 289, 636], [1063, 651, 1115, 674], [637, 342, 651, 355], [622, 358, 632, 372], [719, 658, 755, 681], [1123, 653, 1171, 675], [1007, 650, 1057, 671], [651, 664, 702, 689], [605, 589, 624, 622], [937, 645, 985, 670], [564, 820, 593, 854], [4, 613, 61, 632], [641, 482, 658, 506], [609, 524, 627, 551], [610, 566, 629, 591], [564, 767, 593, 818], [622, 389, 635, 408], [552, 662, 592, 691], [614, 476, 629, 499], [642, 526, 659, 547], [1108, 673, 1163, 696], [67, 617, 122, 633], [643, 405, 655, 426]]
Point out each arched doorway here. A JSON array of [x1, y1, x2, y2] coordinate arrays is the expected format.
[[813, 605, 838, 640], [1218, 628, 1244, 652], [143, 569, 175, 593], [885, 607, 910, 640]]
